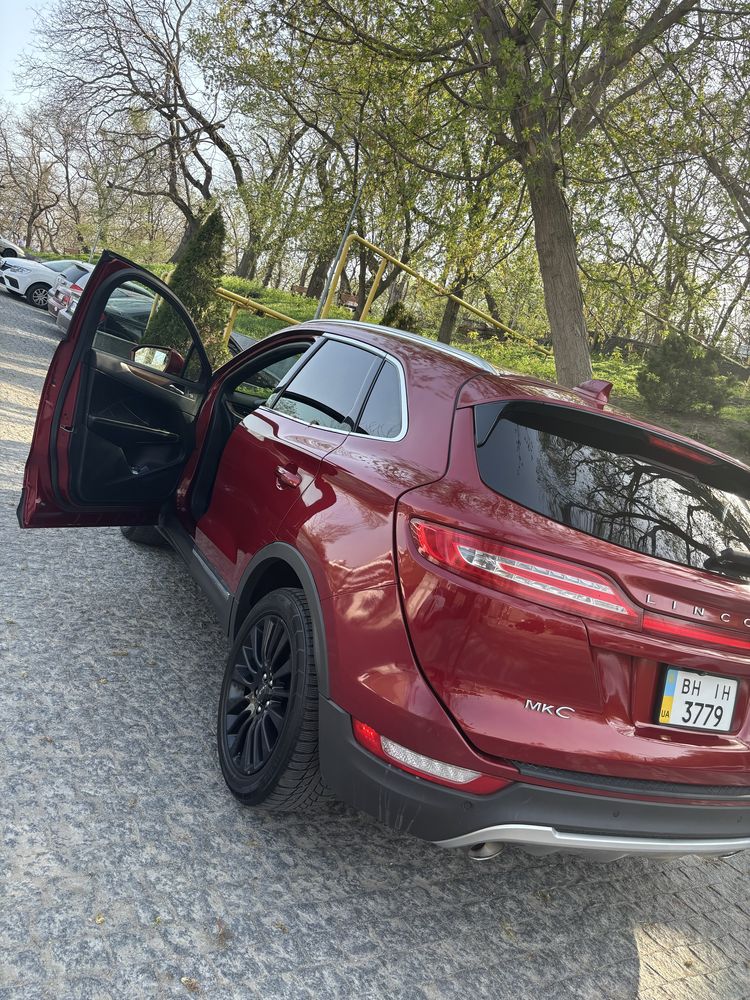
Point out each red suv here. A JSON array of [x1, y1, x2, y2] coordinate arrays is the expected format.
[[19, 253, 750, 860]]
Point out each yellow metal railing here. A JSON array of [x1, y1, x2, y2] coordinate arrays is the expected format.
[[320, 234, 551, 356], [217, 235, 549, 358], [216, 287, 296, 348]]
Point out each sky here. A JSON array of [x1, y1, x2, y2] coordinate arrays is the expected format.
[[0, 1, 52, 104]]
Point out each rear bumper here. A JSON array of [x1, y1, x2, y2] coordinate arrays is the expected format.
[[319, 698, 750, 859]]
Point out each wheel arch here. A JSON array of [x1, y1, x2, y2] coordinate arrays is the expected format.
[[229, 543, 330, 697]]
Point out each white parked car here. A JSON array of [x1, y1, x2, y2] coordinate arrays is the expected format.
[[0, 258, 87, 309], [0, 236, 26, 257]]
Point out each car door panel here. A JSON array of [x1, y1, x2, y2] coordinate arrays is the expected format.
[[194, 408, 347, 592], [70, 357, 202, 505], [191, 337, 388, 595]]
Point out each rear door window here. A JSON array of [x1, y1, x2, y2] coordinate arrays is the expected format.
[[355, 360, 404, 438], [475, 402, 750, 573], [273, 339, 381, 431]]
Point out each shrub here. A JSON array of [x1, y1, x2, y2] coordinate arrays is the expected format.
[[381, 301, 421, 333], [147, 209, 228, 367], [636, 332, 735, 414]]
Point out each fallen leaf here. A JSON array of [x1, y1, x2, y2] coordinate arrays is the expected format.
[[180, 977, 200, 993], [94, 913, 105, 925], [273, 920, 289, 934]]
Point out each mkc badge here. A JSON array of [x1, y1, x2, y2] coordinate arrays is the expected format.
[[524, 700, 575, 719]]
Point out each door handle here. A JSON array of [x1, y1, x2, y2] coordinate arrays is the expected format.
[[276, 466, 302, 489], [166, 383, 185, 396]]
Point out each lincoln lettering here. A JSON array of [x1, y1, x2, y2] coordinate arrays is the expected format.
[[644, 594, 750, 629]]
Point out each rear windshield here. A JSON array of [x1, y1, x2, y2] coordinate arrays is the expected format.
[[61, 264, 87, 282], [475, 402, 750, 574]]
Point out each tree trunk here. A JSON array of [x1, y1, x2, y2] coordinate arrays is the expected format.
[[437, 283, 465, 344], [525, 155, 592, 385], [387, 276, 409, 309], [235, 246, 258, 279], [307, 255, 333, 300]]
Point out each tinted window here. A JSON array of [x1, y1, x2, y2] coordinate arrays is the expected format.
[[356, 361, 403, 438], [475, 402, 750, 574], [45, 260, 75, 273], [90, 278, 205, 382], [274, 340, 381, 430], [236, 348, 308, 403]]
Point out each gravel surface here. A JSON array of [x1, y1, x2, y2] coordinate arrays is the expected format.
[[1, 286, 749, 1000]]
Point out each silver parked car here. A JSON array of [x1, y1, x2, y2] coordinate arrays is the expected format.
[[56, 274, 155, 350], [48, 262, 95, 318]]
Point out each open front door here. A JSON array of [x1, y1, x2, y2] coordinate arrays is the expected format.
[[18, 251, 212, 528]]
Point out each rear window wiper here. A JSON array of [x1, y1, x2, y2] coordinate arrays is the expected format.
[[704, 548, 750, 575]]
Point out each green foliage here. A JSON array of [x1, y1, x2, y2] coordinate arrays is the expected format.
[[589, 349, 643, 401], [381, 301, 421, 333], [636, 333, 736, 414], [147, 209, 227, 367]]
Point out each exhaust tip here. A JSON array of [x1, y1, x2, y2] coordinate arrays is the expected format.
[[467, 841, 504, 861]]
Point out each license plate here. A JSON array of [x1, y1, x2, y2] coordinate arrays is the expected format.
[[658, 668, 737, 732]]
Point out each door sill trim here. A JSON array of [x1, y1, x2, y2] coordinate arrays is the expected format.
[[160, 513, 232, 632]]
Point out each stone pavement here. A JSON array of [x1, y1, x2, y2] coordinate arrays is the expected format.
[[1, 287, 749, 999]]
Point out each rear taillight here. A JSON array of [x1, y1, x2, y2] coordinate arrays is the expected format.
[[410, 518, 641, 627], [643, 613, 750, 653], [352, 720, 509, 794]]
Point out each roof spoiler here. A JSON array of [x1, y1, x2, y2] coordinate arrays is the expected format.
[[576, 379, 613, 405]]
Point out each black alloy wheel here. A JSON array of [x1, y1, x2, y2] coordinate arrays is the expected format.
[[217, 587, 327, 811], [225, 612, 293, 774]]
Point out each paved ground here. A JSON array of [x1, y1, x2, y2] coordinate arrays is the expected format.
[[1, 287, 749, 1000]]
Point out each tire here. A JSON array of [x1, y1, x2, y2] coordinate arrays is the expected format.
[[217, 587, 327, 812], [119, 525, 168, 547], [26, 283, 50, 308], [1, 248, 17, 258]]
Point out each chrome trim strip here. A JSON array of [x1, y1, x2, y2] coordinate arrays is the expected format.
[[435, 824, 750, 858], [317, 318, 496, 372]]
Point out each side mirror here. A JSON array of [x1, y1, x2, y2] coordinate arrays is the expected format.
[[132, 344, 185, 376]]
